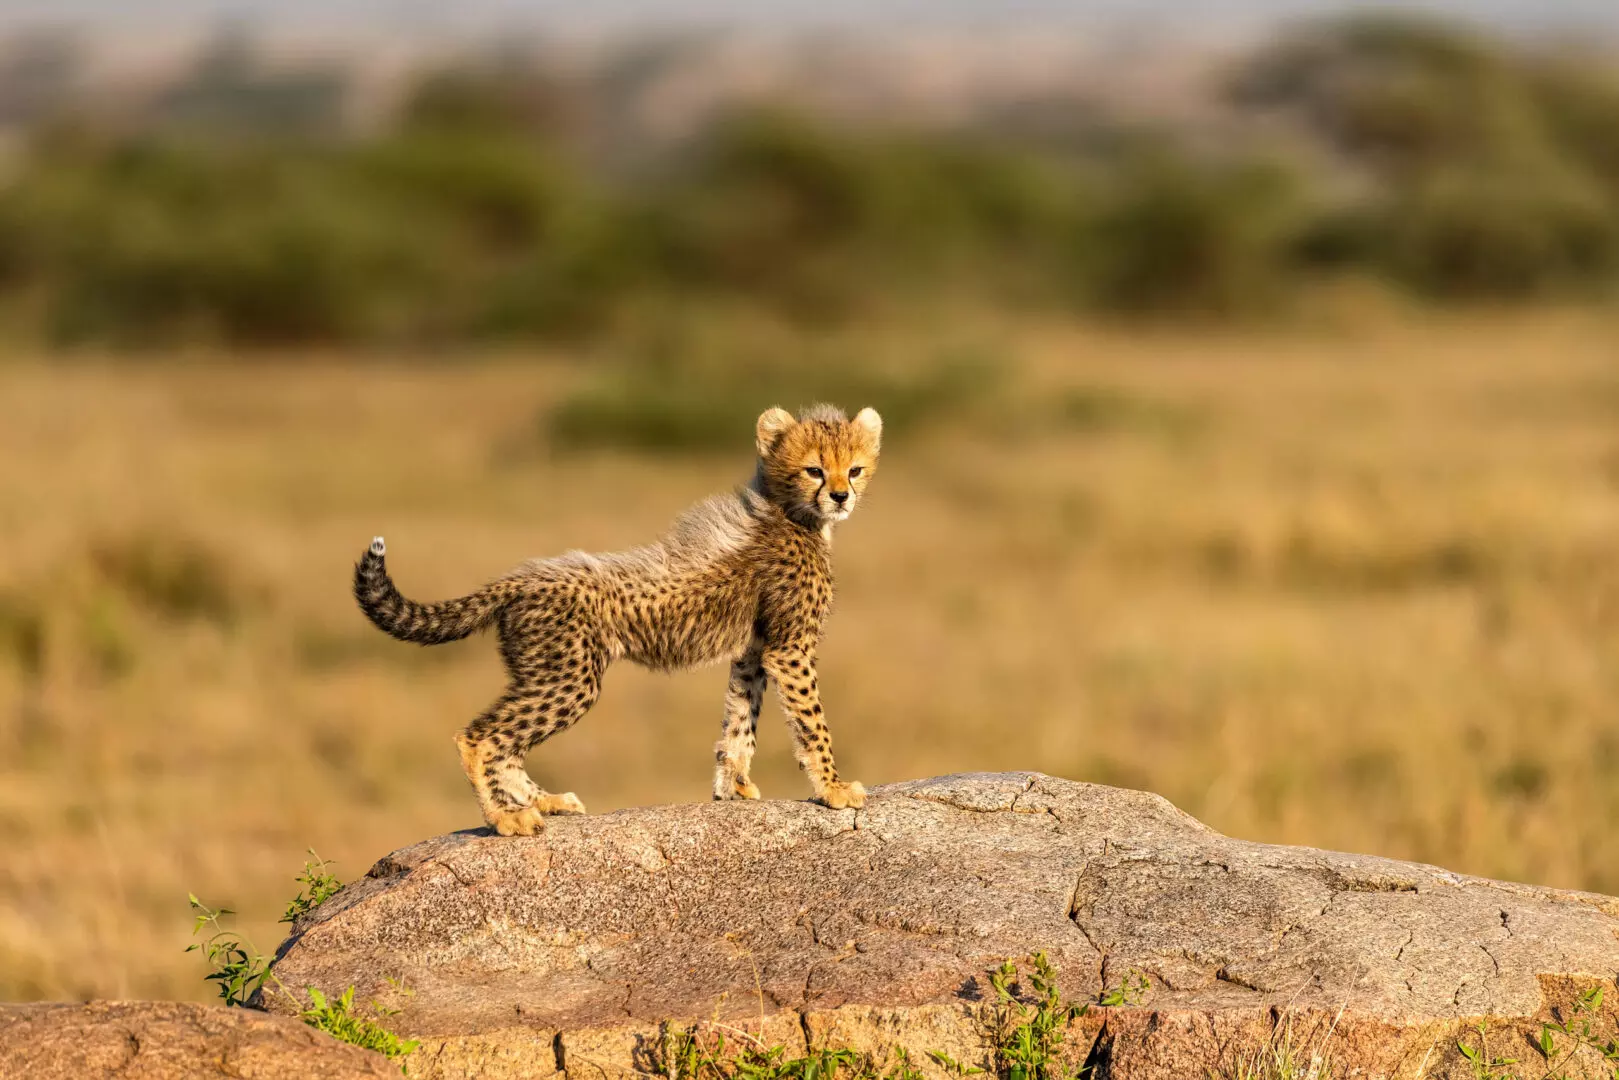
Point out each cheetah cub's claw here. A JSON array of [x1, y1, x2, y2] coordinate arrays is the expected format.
[[818, 780, 866, 810]]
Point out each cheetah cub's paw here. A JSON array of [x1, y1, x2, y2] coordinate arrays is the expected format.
[[535, 791, 586, 815], [489, 793, 584, 835], [711, 772, 760, 800], [369, 536, 385, 556], [817, 780, 866, 810], [490, 805, 546, 837]]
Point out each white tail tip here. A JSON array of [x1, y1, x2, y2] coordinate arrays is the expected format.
[[370, 537, 386, 556]]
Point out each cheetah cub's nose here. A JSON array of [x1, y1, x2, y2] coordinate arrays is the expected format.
[[830, 491, 849, 505]]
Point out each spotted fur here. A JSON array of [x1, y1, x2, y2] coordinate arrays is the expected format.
[[353, 404, 882, 835]]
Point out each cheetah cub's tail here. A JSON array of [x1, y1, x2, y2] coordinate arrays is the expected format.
[[354, 536, 508, 645]]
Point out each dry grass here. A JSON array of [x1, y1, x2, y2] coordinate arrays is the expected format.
[[5, 308, 1619, 1001]]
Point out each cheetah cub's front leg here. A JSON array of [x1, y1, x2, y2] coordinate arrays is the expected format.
[[762, 648, 865, 809], [714, 653, 767, 800]]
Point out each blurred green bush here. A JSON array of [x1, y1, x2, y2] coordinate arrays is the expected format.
[[547, 314, 997, 454], [0, 15, 1616, 348], [1234, 13, 1619, 298]]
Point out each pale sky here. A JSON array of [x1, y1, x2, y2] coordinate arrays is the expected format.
[[3, 0, 1616, 37]]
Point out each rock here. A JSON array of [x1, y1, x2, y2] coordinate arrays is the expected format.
[[0, 1000, 397, 1079], [263, 772, 1619, 1079]]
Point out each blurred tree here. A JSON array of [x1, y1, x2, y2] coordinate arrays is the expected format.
[[1079, 147, 1311, 317], [1233, 14, 1619, 298], [153, 21, 349, 136], [0, 29, 84, 129], [399, 50, 578, 140]]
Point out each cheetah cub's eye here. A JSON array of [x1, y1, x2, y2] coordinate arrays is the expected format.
[[849, 466, 864, 478], [804, 466, 824, 479]]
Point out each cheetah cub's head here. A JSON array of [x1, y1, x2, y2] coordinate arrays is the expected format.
[[755, 403, 882, 528]]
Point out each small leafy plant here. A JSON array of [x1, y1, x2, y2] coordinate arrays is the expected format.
[[190, 851, 344, 1009], [657, 1023, 924, 1080], [1096, 970, 1149, 1009], [1534, 987, 1619, 1080], [1456, 1020, 1518, 1080], [928, 1051, 985, 1078], [186, 894, 272, 1007], [303, 986, 422, 1061], [654, 953, 1124, 1080], [985, 952, 1103, 1080], [188, 855, 420, 1072], [282, 849, 343, 923]]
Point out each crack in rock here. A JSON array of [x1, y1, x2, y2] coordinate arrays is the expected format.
[[1214, 966, 1267, 993]]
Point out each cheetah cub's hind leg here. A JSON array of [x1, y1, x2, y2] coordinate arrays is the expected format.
[[713, 652, 766, 800], [457, 672, 598, 836], [456, 728, 584, 837]]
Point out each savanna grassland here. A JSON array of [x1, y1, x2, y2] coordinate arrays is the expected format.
[[4, 307, 1619, 1002]]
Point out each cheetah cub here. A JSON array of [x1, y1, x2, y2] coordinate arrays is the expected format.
[[353, 403, 881, 836]]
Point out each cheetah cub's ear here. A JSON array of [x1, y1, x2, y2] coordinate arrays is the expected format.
[[756, 406, 796, 457], [852, 407, 883, 451]]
